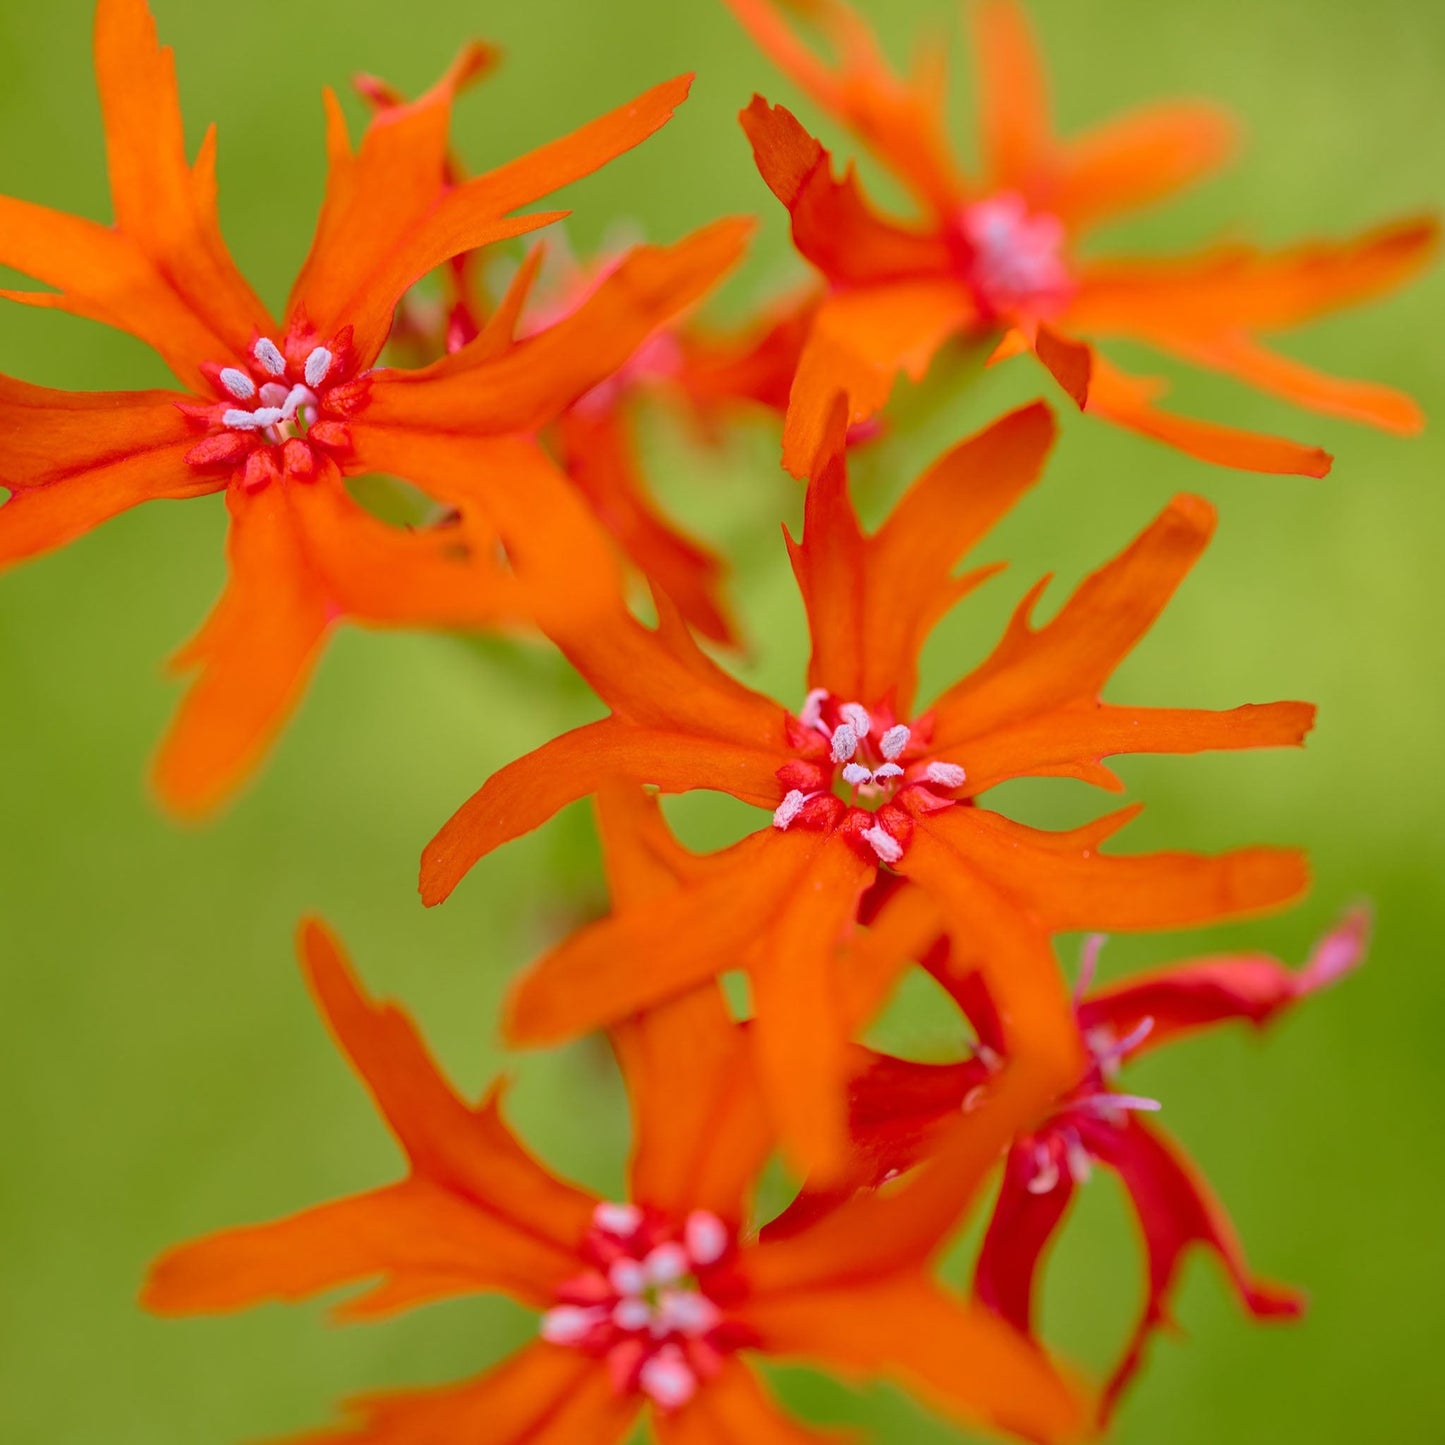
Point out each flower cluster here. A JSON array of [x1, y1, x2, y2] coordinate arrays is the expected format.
[[0, 0, 1425, 1440]]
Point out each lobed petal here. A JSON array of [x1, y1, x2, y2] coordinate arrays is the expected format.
[[971, 0, 1055, 195], [653, 1358, 850, 1445]]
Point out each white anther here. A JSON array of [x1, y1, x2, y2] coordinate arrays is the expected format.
[[539, 1304, 606, 1344], [250, 407, 285, 428], [863, 824, 903, 865], [772, 789, 809, 831], [644, 1243, 689, 1287], [1026, 1145, 1060, 1195], [259, 382, 290, 407], [842, 762, 872, 787], [1103, 1093, 1163, 1114], [800, 687, 829, 732], [612, 1297, 652, 1332], [657, 1288, 721, 1337], [873, 762, 904, 782], [830, 724, 859, 763], [280, 384, 315, 421], [1105, 1016, 1156, 1063], [609, 1258, 647, 1297], [1063, 1129, 1092, 1185], [1075, 934, 1107, 1002], [684, 1211, 728, 1267], [879, 724, 910, 760], [219, 368, 255, 400], [304, 346, 334, 387], [839, 702, 871, 738], [222, 409, 264, 430], [638, 1348, 698, 1409], [925, 761, 967, 789], [253, 337, 286, 376], [593, 1201, 643, 1238], [961, 1084, 987, 1113]]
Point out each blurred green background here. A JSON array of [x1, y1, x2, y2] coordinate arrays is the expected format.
[[1, 0, 1440, 1440]]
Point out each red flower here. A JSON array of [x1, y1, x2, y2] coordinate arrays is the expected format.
[[422, 399, 1312, 1174], [784, 907, 1369, 1419], [0, 0, 748, 815], [724, 0, 1438, 476], [143, 884, 1091, 1442]]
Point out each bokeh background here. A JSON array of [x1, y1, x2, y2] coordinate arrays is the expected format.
[[1, 0, 1440, 1440]]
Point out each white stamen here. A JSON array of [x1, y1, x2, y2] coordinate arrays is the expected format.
[[280, 383, 316, 421], [657, 1288, 721, 1337], [842, 762, 871, 787], [830, 723, 859, 763], [925, 761, 967, 789], [304, 345, 334, 387], [643, 1243, 689, 1286], [609, 1258, 647, 1297], [222, 409, 264, 430], [772, 789, 809, 831], [259, 381, 290, 407], [638, 1348, 697, 1409], [961, 1084, 987, 1113], [612, 1297, 652, 1332], [250, 407, 285, 429], [1075, 934, 1107, 1001], [873, 762, 904, 781], [863, 824, 903, 865], [976, 1044, 1003, 1071], [219, 368, 255, 400], [1026, 1145, 1060, 1195], [800, 687, 829, 732], [539, 1304, 606, 1344], [839, 703, 871, 738], [1106, 1016, 1156, 1061], [879, 724, 910, 760], [684, 1211, 728, 1267], [1062, 1128, 1092, 1185], [1103, 1093, 1163, 1113], [593, 1201, 643, 1238], [253, 337, 286, 376]]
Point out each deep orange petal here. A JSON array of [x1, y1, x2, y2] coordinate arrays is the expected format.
[[0, 379, 215, 568], [722, 0, 966, 210], [781, 279, 977, 476], [152, 483, 332, 818], [653, 1358, 846, 1445], [502, 827, 823, 1046], [1049, 102, 1238, 233], [740, 98, 953, 286], [971, 0, 1054, 194], [282, 1344, 637, 1445], [740, 1275, 1089, 1443], [556, 406, 735, 646], [143, 1177, 578, 1321], [790, 399, 1056, 711]]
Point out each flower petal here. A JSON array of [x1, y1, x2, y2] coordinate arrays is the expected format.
[[741, 1275, 1089, 1444], [0, 379, 216, 568], [739, 98, 953, 285], [972, 1143, 1078, 1333], [1049, 102, 1239, 233], [971, 0, 1054, 194], [789, 399, 1056, 712], [653, 1358, 848, 1445], [284, 1343, 637, 1445], [1078, 905, 1369, 1056], [143, 1177, 578, 1320], [556, 405, 736, 645], [781, 279, 977, 477], [1081, 1115, 1303, 1420]]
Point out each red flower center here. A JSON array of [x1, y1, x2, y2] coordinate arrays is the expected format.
[[538, 1202, 742, 1410], [182, 325, 372, 492], [951, 192, 1073, 321]]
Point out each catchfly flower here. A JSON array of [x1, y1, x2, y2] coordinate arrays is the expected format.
[[782, 907, 1369, 1420], [0, 0, 750, 815], [423, 399, 1313, 1174], [724, 0, 1439, 476], [144, 902, 1090, 1443]]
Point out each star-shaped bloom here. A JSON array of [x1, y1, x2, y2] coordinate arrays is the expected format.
[[143, 889, 1091, 1442], [724, 0, 1438, 476], [422, 398, 1313, 1174], [780, 907, 1369, 1420], [0, 0, 749, 814]]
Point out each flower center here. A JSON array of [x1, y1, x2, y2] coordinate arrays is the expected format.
[[183, 328, 371, 491], [539, 1201, 735, 1410], [953, 192, 1072, 319], [771, 690, 967, 864]]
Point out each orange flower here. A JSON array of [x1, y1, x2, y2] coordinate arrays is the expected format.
[[143, 897, 1090, 1442], [0, 0, 748, 815], [724, 0, 1439, 476], [422, 399, 1312, 1174]]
